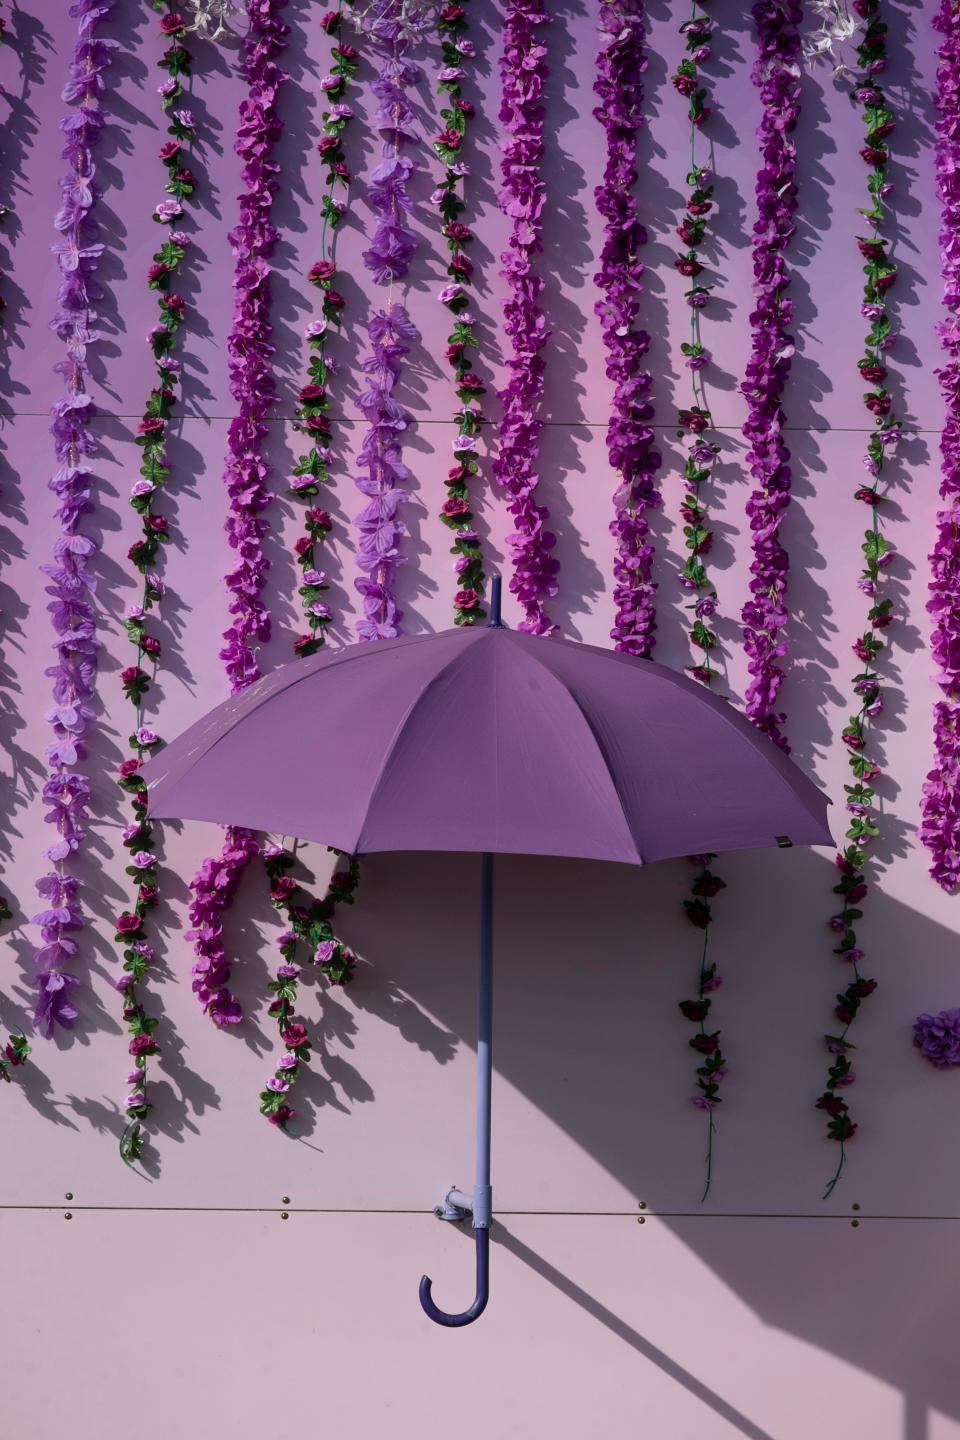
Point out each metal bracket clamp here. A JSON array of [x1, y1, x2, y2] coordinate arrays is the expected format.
[[433, 1186, 475, 1222]]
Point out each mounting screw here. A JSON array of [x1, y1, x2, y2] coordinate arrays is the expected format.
[[636, 1216, 645, 1225], [63, 1212, 73, 1221], [64, 1192, 73, 1201], [851, 1219, 860, 1228], [281, 1196, 291, 1205], [638, 1201, 647, 1210], [280, 1211, 289, 1221], [851, 1203, 860, 1212]]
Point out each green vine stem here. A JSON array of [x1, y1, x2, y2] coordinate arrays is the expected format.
[[259, 845, 359, 1130], [433, 0, 487, 624], [672, 2, 729, 1201], [115, 3, 201, 1165], [290, 0, 357, 657], [814, 0, 893, 1198]]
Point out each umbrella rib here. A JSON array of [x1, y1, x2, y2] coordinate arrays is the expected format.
[[504, 633, 645, 865], [354, 640, 484, 854]]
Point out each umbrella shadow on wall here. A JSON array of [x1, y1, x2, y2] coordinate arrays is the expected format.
[[331, 846, 960, 1440]]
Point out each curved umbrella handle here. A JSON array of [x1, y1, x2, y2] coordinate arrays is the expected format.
[[419, 1227, 489, 1327]]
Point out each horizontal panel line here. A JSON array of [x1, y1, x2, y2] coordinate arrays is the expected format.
[[0, 1205, 955, 1220], [0, 412, 944, 434]]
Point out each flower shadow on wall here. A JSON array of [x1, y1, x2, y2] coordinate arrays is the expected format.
[[333, 845, 960, 1439]]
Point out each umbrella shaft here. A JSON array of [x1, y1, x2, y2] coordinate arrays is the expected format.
[[474, 851, 493, 1229]]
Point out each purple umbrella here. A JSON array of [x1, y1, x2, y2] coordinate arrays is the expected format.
[[142, 578, 831, 1326]]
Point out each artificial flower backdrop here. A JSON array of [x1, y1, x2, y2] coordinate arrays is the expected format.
[[2, 0, 960, 1295]]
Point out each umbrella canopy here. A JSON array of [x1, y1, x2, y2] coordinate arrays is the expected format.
[[142, 624, 831, 863]]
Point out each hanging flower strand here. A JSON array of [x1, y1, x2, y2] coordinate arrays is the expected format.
[[32, 0, 118, 1037], [805, 0, 891, 1197], [432, 0, 488, 625], [678, 854, 727, 1199], [923, 0, 960, 892], [595, 0, 661, 658], [0, 11, 12, 923], [493, 0, 557, 636], [187, 0, 289, 1026], [350, 0, 430, 641], [289, 2, 357, 658], [258, 844, 359, 1130], [112, 3, 205, 1164], [739, 0, 802, 753], [670, 5, 729, 1200]]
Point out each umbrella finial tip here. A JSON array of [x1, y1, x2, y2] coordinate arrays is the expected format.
[[488, 575, 504, 629]]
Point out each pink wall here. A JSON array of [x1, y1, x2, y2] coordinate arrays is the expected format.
[[1, 2, 958, 1437]]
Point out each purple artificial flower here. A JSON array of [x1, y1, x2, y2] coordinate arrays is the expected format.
[[914, 1009, 960, 1068]]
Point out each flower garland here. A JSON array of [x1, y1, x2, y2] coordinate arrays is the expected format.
[[672, 5, 721, 688], [594, 0, 661, 658], [0, 1030, 29, 1084], [493, 0, 557, 636], [739, 0, 802, 753], [32, 0, 117, 1037], [110, 5, 204, 1164], [677, 855, 727, 1198], [288, 4, 356, 658], [187, 0, 289, 1025], [350, 0, 430, 642], [220, 0, 288, 690], [914, 1009, 960, 1067], [432, 1, 488, 626], [670, 6, 729, 1200], [812, 2, 892, 1198], [258, 845, 359, 1129], [0, 9, 11, 924], [923, 0, 960, 892]]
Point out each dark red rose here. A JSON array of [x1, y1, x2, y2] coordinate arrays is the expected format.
[[325, 290, 345, 309], [320, 9, 340, 30], [436, 128, 462, 150], [129, 1034, 157, 1055], [444, 222, 472, 242], [673, 73, 696, 97], [121, 666, 146, 685], [271, 877, 298, 902], [448, 464, 468, 482], [147, 263, 170, 283], [119, 758, 143, 779], [282, 1024, 309, 1049], [141, 635, 162, 657], [454, 99, 474, 116], [333, 42, 358, 59], [139, 885, 158, 905], [116, 912, 143, 935], [161, 294, 186, 316], [441, 3, 465, 18], [308, 260, 335, 284], [159, 13, 186, 34], [146, 514, 168, 533], [299, 384, 326, 404], [294, 537, 312, 557], [307, 507, 332, 529], [317, 135, 339, 154], [455, 588, 480, 610], [138, 416, 165, 435], [332, 162, 350, 180], [267, 1104, 294, 1126], [442, 496, 469, 517], [159, 140, 181, 162], [445, 343, 465, 362]]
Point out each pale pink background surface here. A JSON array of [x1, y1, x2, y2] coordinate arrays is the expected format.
[[0, 2, 957, 1437]]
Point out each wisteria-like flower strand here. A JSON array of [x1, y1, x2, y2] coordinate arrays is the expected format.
[[594, 0, 661, 658], [739, 0, 802, 752], [493, 0, 557, 636], [33, 0, 118, 1036]]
